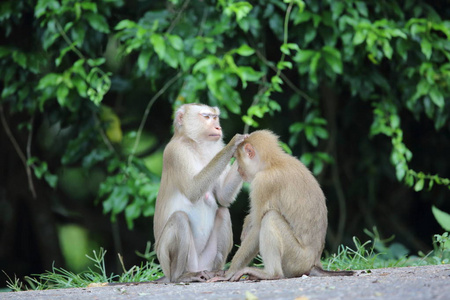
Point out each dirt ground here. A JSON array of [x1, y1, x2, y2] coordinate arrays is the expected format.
[[2, 264, 450, 299]]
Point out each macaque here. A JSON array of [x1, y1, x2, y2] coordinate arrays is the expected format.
[[212, 130, 353, 281], [153, 103, 245, 283]]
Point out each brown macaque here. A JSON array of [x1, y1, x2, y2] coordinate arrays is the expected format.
[[153, 103, 246, 283], [211, 130, 354, 282]]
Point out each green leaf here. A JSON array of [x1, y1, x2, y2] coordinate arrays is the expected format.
[[192, 39, 205, 56], [390, 114, 400, 128], [382, 40, 393, 59], [313, 159, 324, 175], [420, 39, 432, 60], [280, 44, 290, 55], [115, 19, 136, 30], [72, 76, 87, 97], [12, 51, 27, 68], [309, 52, 321, 84], [293, 10, 311, 25], [163, 46, 179, 68], [305, 126, 318, 146], [414, 178, 424, 192], [137, 49, 152, 72], [193, 56, 217, 73], [353, 29, 366, 45], [0, 46, 11, 58], [56, 85, 69, 106], [1, 83, 19, 99], [300, 152, 313, 166], [322, 46, 342, 74], [315, 127, 329, 139], [168, 34, 184, 51], [271, 75, 283, 92], [38, 73, 61, 89], [125, 201, 141, 230], [432, 206, 450, 231], [304, 25, 317, 44], [293, 49, 316, 63], [85, 12, 110, 33], [150, 34, 166, 59], [277, 61, 293, 70], [290, 122, 304, 133], [87, 58, 106, 67], [355, 1, 368, 17], [44, 173, 58, 188], [235, 44, 255, 56], [80, 2, 97, 12], [242, 115, 258, 127], [236, 66, 264, 84], [396, 164, 406, 181], [429, 87, 444, 108]]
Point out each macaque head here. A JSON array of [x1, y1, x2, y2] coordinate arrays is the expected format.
[[235, 130, 283, 182], [235, 142, 261, 182], [174, 103, 222, 142]]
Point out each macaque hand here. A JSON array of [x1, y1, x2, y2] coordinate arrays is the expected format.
[[206, 273, 232, 283], [230, 134, 248, 149], [207, 270, 245, 282]]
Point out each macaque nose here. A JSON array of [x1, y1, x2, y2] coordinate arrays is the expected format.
[[215, 125, 222, 131]]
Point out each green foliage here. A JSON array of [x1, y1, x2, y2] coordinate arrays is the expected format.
[[371, 101, 450, 191], [99, 158, 159, 230], [1, 0, 449, 238], [431, 232, 450, 263], [323, 227, 450, 271], [432, 206, 450, 232], [7, 247, 162, 290]]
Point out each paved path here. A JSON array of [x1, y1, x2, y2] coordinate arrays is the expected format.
[[2, 264, 450, 299]]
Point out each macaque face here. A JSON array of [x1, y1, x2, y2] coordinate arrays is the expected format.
[[236, 143, 260, 182], [197, 108, 222, 141]]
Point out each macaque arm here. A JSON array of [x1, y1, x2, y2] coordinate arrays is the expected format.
[[215, 162, 243, 207], [181, 134, 245, 202], [240, 214, 252, 242], [226, 221, 260, 275]]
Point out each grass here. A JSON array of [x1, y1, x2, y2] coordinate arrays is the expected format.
[[323, 227, 450, 271], [4, 242, 162, 292], [4, 228, 450, 292]]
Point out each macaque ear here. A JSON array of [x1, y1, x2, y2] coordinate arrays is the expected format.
[[244, 143, 256, 159], [175, 111, 184, 127]]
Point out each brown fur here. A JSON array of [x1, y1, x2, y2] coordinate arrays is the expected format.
[[218, 130, 353, 281], [153, 103, 245, 282]]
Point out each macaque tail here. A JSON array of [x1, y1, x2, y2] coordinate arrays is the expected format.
[[308, 266, 354, 277]]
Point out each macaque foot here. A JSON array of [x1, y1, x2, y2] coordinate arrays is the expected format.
[[178, 270, 225, 283]]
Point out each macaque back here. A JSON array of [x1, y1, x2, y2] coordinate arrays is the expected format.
[[219, 130, 353, 281]]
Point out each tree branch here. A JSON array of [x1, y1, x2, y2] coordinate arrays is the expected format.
[[128, 71, 183, 166], [0, 104, 37, 199]]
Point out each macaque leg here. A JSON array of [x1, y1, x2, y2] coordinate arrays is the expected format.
[[259, 210, 315, 278], [156, 211, 199, 282], [230, 210, 315, 281], [198, 207, 233, 271]]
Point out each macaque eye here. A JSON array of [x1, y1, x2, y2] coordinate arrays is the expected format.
[[200, 113, 219, 120]]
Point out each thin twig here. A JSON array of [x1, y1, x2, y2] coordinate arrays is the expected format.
[[197, 7, 209, 37], [54, 18, 85, 60], [0, 104, 37, 199], [166, 0, 191, 34], [254, 49, 316, 104], [128, 71, 183, 166], [118, 253, 127, 274], [26, 114, 34, 164]]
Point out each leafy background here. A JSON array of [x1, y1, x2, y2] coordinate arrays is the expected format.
[[1, 0, 449, 286]]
